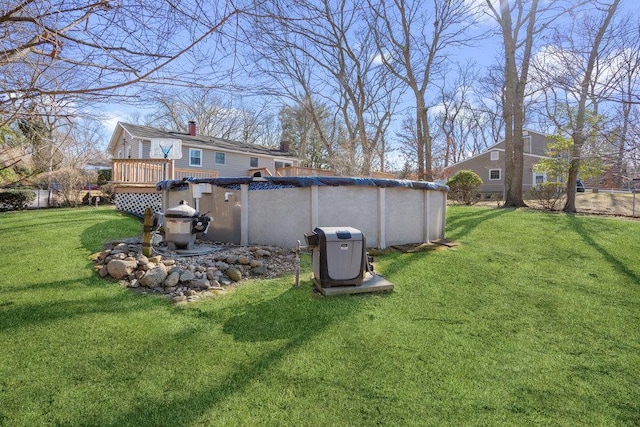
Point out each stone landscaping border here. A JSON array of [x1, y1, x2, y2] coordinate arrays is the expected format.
[[91, 238, 299, 303]]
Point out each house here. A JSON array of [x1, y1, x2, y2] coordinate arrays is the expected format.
[[106, 121, 396, 217], [107, 121, 302, 181], [107, 121, 303, 216], [445, 129, 554, 196]]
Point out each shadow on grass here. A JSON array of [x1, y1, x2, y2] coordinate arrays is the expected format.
[[80, 217, 142, 253], [446, 206, 511, 240], [567, 215, 639, 285], [0, 278, 158, 332], [83, 284, 366, 426]]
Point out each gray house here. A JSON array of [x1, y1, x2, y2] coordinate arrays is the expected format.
[[107, 121, 302, 216], [107, 121, 301, 180], [446, 129, 554, 195]]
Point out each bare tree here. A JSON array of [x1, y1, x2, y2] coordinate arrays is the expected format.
[[279, 97, 333, 169], [610, 16, 640, 186], [530, 0, 621, 211], [249, 0, 400, 176], [1, 0, 248, 125], [367, 0, 481, 180], [486, 0, 549, 207], [433, 63, 477, 168]]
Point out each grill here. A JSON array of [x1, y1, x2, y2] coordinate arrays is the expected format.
[[163, 200, 211, 250]]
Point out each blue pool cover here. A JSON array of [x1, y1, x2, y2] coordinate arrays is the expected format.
[[156, 176, 449, 192]]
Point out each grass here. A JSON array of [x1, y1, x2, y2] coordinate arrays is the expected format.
[[0, 206, 639, 426]]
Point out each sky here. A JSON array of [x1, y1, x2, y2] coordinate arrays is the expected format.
[[95, 0, 639, 165]]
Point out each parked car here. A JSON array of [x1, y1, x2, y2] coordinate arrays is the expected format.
[[577, 179, 585, 192]]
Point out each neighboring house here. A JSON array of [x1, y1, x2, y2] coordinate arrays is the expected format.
[[445, 129, 554, 196]]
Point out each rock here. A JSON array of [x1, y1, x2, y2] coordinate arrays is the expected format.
[[164, 271, 180, 288], [106, 259, 138, 280], [227, 267, 242, 282], [192, 278, 210, 289], [179, 270, 196, 283], [98, 265, 110, 278], [252, 266, 268, 275], [172, 295, 187, 303], [140, 263, 168, 288], [257, 249, 271, 257], [96, 241, 298, 303]]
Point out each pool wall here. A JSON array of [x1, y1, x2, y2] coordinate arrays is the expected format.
[[159, 177, 448, 249]]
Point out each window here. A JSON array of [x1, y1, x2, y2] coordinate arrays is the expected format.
[[533, 172, 546, 185], [490, 151, 499, 161], [215, 152, 225, 164], [189, 148, 202, 167], [250, 157, 259, 168], [489, 169, 501, 180]]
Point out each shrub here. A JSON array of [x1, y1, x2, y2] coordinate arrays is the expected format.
[[44, 168, 91, 207], [526, 182, 565, 211], [97, 169, 111, 185], [447, 170, 483, 205], [0, 189, 36, 210]]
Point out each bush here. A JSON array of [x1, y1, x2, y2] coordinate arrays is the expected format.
[[44, 168, 94, 207], [447, 170, 483, 205], [0, 189, 36, 210], [526, 182, 565, 211], [97, 169, 111, 185]]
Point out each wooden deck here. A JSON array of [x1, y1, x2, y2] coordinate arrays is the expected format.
[[112, 159, 394, 188], [112, 159, 218, 185]]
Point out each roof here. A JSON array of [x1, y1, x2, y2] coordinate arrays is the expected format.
[[445, 129, 550, 170], [108, 122, 297, 159]]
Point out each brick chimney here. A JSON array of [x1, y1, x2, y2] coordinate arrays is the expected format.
[[279, 139, 290, 152], [188, 121, 197, 136]]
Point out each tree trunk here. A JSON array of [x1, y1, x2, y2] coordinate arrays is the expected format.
[[563, 0, 620, 213]]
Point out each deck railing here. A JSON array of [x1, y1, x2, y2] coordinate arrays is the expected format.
[[276, 166, 394, 179], [112, 159, 218, 184], [174, 168, 219, 180], [113, 159, 391, 184], [276, 166, 335, 177]]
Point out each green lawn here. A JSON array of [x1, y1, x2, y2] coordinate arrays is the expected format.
[[0, 206, 638, 426]]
